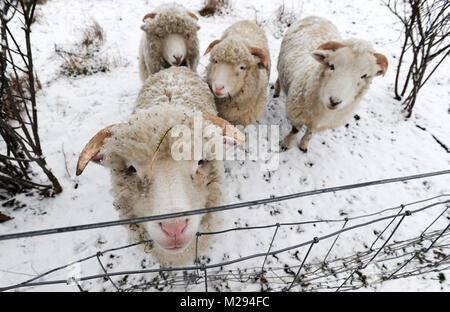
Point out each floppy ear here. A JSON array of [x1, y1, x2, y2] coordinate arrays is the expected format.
[[187, 11, 199, 20], [76, 125, 117, 176], [248, 47, 268, 69], [204, 40, 222, 55], [142, 12, 156, 22], [374, 53, 388, 76], [312, 41, 345, 64]]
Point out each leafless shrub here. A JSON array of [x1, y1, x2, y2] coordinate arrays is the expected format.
[[385, 0, 450, 117], [1, 0, 62, 198], [199, 0, 230, 17], [31, 11, 39, 24], [1, 73, 42, 120], [24, 0, 48, 5]]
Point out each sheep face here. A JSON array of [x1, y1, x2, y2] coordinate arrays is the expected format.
[[312, 42, 388, 111], [110, 155, 211, 253], [162, 33, 187, 67], [76, 108, 245, 255], [207, 61, 248, 98], [205, 38, 268, 99]]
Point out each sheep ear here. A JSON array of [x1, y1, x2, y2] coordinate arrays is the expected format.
[[76, 125, 117, 176], [203, 114, 246, 145], [374, 53, 388, 76], [311, 50, 329, 64], [248, 47, 268, 69], [312, 41, 345, 64], [141, 13, 156, 31], [187, 11, 199, 20], [142, 12, 157, 22], [317, 41, 345, 52], [204, 40, 222, 55]]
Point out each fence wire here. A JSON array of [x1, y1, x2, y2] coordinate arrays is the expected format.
[[0, 171, 449, 292], [1, 169, 449, 241]]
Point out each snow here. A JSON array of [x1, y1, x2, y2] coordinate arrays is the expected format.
[[0, 0, 449, 292]]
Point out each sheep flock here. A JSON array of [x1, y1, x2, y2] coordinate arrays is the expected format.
[[77, 3, 390, 266]]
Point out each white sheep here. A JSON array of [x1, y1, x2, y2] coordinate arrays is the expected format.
[[139, 3, 200, 82], [275, 16, 388, 152], [76, 67, 245, 266], [204, 20, 270, 126]]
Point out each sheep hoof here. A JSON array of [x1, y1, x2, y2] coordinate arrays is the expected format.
[[280, 144, 289, 152], [273, 94, 280, 98], [299, 147, 308, 153]]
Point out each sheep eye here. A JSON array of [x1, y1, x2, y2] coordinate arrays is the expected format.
[[361, 74, 368, 79], [328, 64, 335, 70], [126, 165, 136, 174], [239, 65, 246, 70], [195, 160, 206, 176]]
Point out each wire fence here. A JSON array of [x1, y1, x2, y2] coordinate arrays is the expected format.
[[0, 170, 449, 292]]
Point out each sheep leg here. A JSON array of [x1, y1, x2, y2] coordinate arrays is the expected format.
[[299, 127, 313, 153], [281, 126, 299, 151], [273, 78, 281, 98]]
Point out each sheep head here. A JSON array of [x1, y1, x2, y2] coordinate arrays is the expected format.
[[140, 4, 200, 69], [76, 107, 244, 254], [312, 39, 388, 111], [204, 37, 269, 99]]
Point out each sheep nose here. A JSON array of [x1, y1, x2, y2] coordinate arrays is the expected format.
[[173, 55, 182, 65], [159, 219, 188, 238], [329, 97, 342, 107], [214, 85, 224, 94]]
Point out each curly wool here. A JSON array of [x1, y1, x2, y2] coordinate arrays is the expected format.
[[342, 38, 376, 56], [135, 66, 216, 115], [139, 3, 199, 80], [209, 36, 258, 67]]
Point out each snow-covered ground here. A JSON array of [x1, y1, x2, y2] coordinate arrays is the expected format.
[[1, 0, 449, 292]]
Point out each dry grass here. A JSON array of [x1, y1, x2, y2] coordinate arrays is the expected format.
[[57, 50, 112, 77], [56, 20, 124, 77], [81, 20, 104, 50], [276, 2, 296, 28], [199, 0, 230, 17], [270, 2, 299, 39]]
